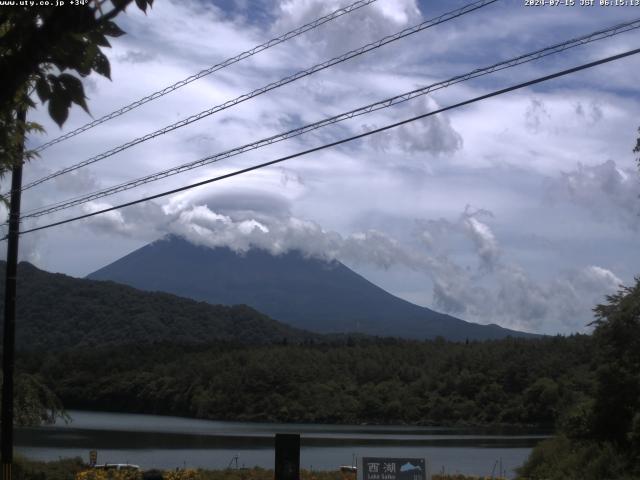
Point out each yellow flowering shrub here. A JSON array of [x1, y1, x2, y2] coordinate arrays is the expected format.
[[75, 469, 142, 480], [75, 467, 503, 480], [76, 469, 108, 480], [163, 469, 200, 480]]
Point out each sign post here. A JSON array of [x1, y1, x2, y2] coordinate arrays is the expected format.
[[359, 458, 427, 480], [274, 433, 299, 480]]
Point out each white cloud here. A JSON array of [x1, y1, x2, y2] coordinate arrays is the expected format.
[[52, 168, 100, 194], [430, 256, 622, 333], [462, 211, 499, 271], [574, 100, 603, 124], [416, 207, 625, 332], [524, 98, 550, 134], [4, 0, 638, 338], [547, 159, 640, 229], [272, 0, 422, 62], [75, 195, 627, 333], [418, 207, 499, 271], [364, 96, 463, 158], [117, 50, 157, 64]]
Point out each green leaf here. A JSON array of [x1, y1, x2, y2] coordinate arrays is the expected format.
[[92, 49, 111, 79], [75, 56, 92, 77], [48, 95, 69, 127], [102, 20, 125, 38], [25, 121, 45, 134], [76, 42, 98, 77], [135, 0, 148, 12], [35, 76, 51, 103], [71, 6, 99, 33], [89, 31, 111, 48], [24, 96, 36, 109], [111, 0, 131, 9], [58, 73, 89, 113]]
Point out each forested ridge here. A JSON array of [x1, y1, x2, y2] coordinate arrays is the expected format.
[[21, 335, 592, 428], [0, 261, 313, 350]]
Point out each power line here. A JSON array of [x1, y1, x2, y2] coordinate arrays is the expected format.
[[13, 47, 640, 238], [31, 0, 379, 153], [19, 17, 640, 220], [12, 0, 498, 197]]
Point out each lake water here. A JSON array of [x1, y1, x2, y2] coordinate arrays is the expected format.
[[16, 410, 548, 479]]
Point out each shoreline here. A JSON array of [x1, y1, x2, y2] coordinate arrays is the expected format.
[[56, 408, 553, 434]]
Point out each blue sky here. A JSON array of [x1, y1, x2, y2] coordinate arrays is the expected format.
[[3, 0, 640, 334]]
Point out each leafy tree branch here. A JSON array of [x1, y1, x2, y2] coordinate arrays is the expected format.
[[0, 0, 153, 178]]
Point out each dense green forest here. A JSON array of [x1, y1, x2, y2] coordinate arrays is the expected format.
[[5, 267, 639, 478], [517, 278, 640, 479], [21, 335, 592, 428], [0, 262, 313, 350]]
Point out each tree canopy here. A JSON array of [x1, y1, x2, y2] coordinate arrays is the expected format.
[[0, 371, 65, 426], [518, 278, 640, 479], [0, 0, 153, 177], [21, 334, 594, 428], [590, 279, 640, 450]]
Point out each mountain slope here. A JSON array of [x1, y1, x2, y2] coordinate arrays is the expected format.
[[0, 261, 312, 351], [88, 235, 534, 340]]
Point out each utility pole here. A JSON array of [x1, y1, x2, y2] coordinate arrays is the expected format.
[[1, 107, 26, 480]]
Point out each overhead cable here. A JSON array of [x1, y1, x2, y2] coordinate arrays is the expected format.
[[31, 0, 380, 153], [12, 47, 640, 238], [19, 18, 640, 220], [13, 0, 498, 196]]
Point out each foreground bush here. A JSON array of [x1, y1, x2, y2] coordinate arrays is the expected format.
[[517, 435, 634, 480], [14, 456, 85, 480]]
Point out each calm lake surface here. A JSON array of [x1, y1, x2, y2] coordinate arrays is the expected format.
[[16, 410, 548, 479]]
